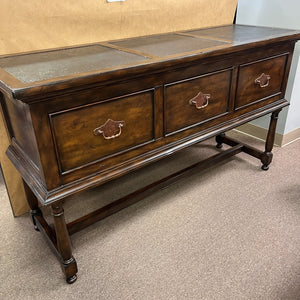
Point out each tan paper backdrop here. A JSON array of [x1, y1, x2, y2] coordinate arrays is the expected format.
[[0, 0, 237, 215]]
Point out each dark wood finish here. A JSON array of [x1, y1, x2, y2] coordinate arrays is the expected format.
[[34, 214, 57, 251], [51, 204, 78, 283], [50, 89, 155, 173], [5, 99, 289, 205], [216, 133, 226, 149], [165, 69, 232, 134], [235, 54, 287, 109], [0, 25, 299, 283], [23, 180, 42, 231], [154, 86, 164, 139], [23, 180, 78, 283], [261, 110, 280, 170], [215, 108, 281, 165]]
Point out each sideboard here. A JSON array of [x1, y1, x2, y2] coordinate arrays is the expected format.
[[0, 25, 299, 283]]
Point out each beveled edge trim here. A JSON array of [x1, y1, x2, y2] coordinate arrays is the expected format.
[[234, 92, 282, 111], [7, 37, 299, 101], [165, 111, 229, 137], [60, 138, 156, 176], [238, 51, 289, 68], [0, 69, 26, 98], [11, 138, 40, 174], [164, 66, 233, 87], [6, 143, 48, 205]]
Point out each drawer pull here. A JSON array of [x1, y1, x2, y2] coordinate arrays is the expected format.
[[255, 73, 271, 88], [93, 119, 125, 140], [189, 92, 210, 109]]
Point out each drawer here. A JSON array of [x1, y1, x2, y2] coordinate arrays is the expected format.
[[50, 90, 155, 173], [235, 54, 288, 109], [165, 69, 232, 134]]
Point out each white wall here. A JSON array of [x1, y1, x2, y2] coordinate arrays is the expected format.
[[236, 0, 300, 135]]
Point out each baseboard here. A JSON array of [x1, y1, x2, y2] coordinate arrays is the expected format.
[[281, 127, 300, 146], [233, 123, 300, 147]]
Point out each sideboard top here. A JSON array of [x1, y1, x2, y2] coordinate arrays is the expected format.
[[0, 24, 299, 100]]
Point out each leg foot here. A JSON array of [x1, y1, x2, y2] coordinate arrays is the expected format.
[[261, 151, 273, 171], [260, 111, 280, 170], [23, 180, 43, 231], [216, 133, 226, 149], [261, 164, 269, 171], [30, 208, 42, 231], [61, 256, 78, 284], [66, 274, 78, 284]]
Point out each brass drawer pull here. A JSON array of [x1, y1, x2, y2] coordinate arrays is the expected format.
[[93, 119, 125, 140], [255, 73, 271, 88], [189, 92, 210, 109]]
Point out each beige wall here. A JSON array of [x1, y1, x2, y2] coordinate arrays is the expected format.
[[0, 0, 237, 55], [0, 0, 237, 215]]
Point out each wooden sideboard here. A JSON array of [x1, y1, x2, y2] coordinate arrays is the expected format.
[[0, 25, 299, 283]]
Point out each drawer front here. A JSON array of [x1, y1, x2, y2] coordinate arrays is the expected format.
[[50, 90, 154, 173], [165, 69, 232, 134], [235, 54, 288, 109]]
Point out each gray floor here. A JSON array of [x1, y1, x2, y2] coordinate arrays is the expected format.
[[0, 132, 299, 300]]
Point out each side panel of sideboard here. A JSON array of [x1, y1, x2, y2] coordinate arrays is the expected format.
[[0, 92, 45, 182]]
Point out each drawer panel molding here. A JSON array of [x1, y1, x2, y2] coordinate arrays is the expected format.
[[50, 89, 155, 173], [235, 53, 288, 109], [165, 69, 232, 134]]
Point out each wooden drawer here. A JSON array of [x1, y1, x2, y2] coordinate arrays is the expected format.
[[50, 90, 155, 173], [235, 54, 288, 109], [164, 69, 232, 134]]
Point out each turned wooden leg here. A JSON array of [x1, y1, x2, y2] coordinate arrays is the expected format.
[[261, 110, 280, 171], [51, 203, 78, 284], [23, 180, 42, 231], [216, 132, 226, 149]]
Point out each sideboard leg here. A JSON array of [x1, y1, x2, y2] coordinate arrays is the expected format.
[[23, 180, 42, 231], [51, 203, 78, 284], [216, 132, 226, 148], [261, 110, 280, 171]]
